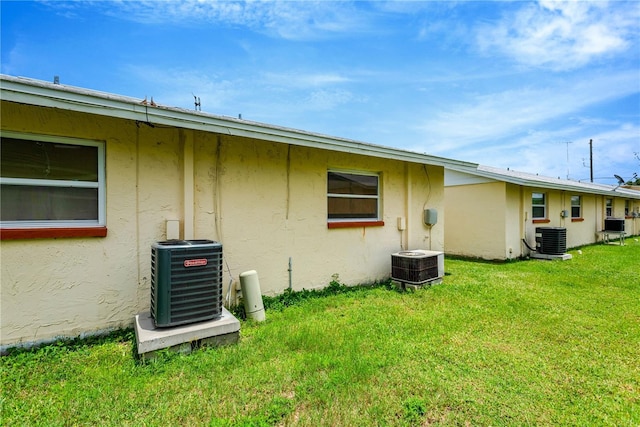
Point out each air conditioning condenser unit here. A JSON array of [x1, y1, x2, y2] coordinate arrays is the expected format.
[[151, 239, 223, 328], [535, 227, 567, 255], [391, 250, 444, 285], [604, 218, 625, 232]]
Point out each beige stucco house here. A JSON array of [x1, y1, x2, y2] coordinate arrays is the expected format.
[[444, 164, 640, 260], [0, 75, 471, 350]]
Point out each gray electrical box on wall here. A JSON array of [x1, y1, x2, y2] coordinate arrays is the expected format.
[[424, 208, 438, 226]]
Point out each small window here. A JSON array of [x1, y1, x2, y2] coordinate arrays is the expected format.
[[532, 192, 546, 219], [571, 195, 581, 218], [605, 198, 613, 218], [624, 200, 630, 217], [1, 132, 105, 228], [328, 171, 380, 221]]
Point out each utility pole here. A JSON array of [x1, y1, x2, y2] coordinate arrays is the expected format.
[[589, 139, 593, 182]]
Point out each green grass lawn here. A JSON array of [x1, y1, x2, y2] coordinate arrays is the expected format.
[[2, 239, 639, 426]]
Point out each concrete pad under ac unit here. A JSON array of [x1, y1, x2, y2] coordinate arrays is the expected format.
[[134, 308, 240, 360], [530, 253, 572, 261]]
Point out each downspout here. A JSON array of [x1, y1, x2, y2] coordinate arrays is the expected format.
[[214, 135, 223, 242], [405, 163, 412, 250], [182, 129, 195, 239], [521, 186, 534, 256], [286, 145, 291, 220], [634, 201, 638, 236], [519, 186, 525, 256], [213, 135, 232, 306], [135, 124, 144, 308], [596, 195, 602, 242], [286, 146, 292, 291]]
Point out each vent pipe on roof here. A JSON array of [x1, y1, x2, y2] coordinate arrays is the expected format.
[[53, 76, 60, 84]]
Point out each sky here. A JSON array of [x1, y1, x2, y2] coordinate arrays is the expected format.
[[2, 0, 639, 185]]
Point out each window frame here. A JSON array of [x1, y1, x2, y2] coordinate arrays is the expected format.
[[327, 169, 383, 228], [531, 192, 547, 220], [571, 195, 582, 219], [0, 131, 106, 238], [605, 198, 613, 218]]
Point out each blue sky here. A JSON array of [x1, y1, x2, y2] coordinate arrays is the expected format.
[[2, 1, 639, 184]]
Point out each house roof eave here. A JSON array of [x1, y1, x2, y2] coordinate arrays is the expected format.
[[445, 163, 640, 199], [0, 74, 474, 170]]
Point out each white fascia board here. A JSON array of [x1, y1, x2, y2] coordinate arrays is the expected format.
[[1, 75, 473, 170]]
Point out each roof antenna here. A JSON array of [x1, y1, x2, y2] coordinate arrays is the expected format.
[[193, 94, 201, 111], [53, 75, 60, 84], [613, 174, 625, 191]]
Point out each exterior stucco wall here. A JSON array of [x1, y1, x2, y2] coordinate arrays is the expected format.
[[521, 189, 637, 250], [1, 101, 444, 347], [515, 188, 640, 255], [447, 179, 639, 260], [214, 138, 443, 291], [444, 181, 506, 260], [504, 183, 523, 260]]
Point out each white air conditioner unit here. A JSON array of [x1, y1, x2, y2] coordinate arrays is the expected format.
[[391, 250, 444, 285]]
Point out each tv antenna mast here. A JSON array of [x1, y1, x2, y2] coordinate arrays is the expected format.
[[192, 94, 201, 111], [558, 141, 573, 179]]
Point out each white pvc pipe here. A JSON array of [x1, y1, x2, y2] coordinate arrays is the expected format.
[[239, 270, 265, 322]]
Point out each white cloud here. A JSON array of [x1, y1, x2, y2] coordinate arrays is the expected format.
[[304, 89, 356, 111], [263, 72, 351, 88], [431, 122, 639, 183], [123, 65, 241, 111], [121, 64, 363, 118], [414, 70, 639, 154], [0, 42, 26, 76], [476, 0, 639, 71], [587, 124, 640, 177], [92, 0, 371, 41]]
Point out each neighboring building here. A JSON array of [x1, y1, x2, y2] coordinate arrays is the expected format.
[[444, 164, 640, 260], [0, 75, 469, 349]]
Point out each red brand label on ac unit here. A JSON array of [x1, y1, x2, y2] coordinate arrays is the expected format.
[[184, 258, 207, 267]]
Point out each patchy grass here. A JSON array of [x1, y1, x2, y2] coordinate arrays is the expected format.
[[2, 240, 639, 426]]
